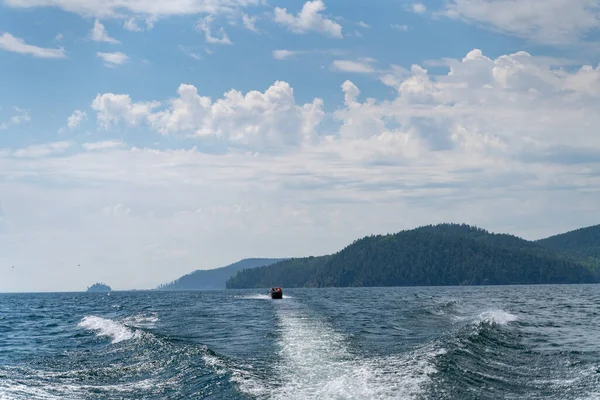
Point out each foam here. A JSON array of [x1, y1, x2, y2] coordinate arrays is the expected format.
[[260, 303, 440, 399], [122, 313, 159, 328], [236, 294, 293, 300], [476, 310, 518, 326], [77, 316, 140, 344]]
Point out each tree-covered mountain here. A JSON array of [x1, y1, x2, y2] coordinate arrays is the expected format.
[[226, 224, 598, 289], [156, 258, 286, 290], [536, 224, 600, 267]]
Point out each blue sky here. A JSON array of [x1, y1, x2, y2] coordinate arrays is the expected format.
[[1, 0, 600, 292]]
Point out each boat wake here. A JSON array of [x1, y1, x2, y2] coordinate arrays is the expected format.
[[262, 301, 441, 400]]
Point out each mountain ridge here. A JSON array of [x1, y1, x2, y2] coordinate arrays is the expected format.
[[226, 223, 600, 289]]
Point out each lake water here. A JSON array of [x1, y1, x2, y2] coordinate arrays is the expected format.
[[1, 285, 600, 399]]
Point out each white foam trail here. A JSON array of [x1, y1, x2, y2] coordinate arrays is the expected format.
[[477, 310, 518, 325], [236, 294, 293, 300], [268, 303, 439, 400], [77, 316, 139, 344], [0, 378, 163, 400], [236, 294, 271, 300], [122, 313, 159, 328]]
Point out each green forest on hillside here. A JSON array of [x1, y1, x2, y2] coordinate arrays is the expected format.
[[226, 223, 600, 289], [536, 225, 600, 267]]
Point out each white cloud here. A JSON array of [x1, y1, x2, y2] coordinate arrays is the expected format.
[[0, 107, 30, 130], [89, 81, 325, 147], [91, 19, 120, 44], [12, 141, 73, 158], [67, 110, 87, 129], [83, 140, 125, 151], [443, 0, 600, 44], [391, 24, 409, 31], [196, 16, 233, 45], [54, 33, 63, 42], [149, 82, 325, 146], [242, 13, 259, 32], [123, 17, 142, 31], [357, 21, 370, 28], [91, 93, 160, 129], [11, 107, 31, 125], [4, 0, 265, 19], [274, 0, 343, 38], [412, 3, 427, 13], [273, 49, 300, 60], [0, 32, 65, 58], [97, 51, 129, 66], [3, 48, 600, 292], [179, 45, 202, 60], [332, 59, 376, 73]]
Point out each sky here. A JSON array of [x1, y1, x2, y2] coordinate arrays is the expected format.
[[1, 0, 600, 292]]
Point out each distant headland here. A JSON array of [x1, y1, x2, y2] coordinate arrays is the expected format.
[[156, 258, 285, 291], [87, 283, 112, 292]]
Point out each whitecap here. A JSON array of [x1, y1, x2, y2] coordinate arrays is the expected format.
[[77, 316, 139, 344], [477, 310, 518, 325]]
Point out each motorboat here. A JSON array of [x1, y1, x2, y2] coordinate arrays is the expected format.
[[268, 287, 283, 299]]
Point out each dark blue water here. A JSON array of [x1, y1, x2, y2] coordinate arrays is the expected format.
[[1, 285, 600, 399]]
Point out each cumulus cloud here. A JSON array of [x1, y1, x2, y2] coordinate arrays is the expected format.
[[85, 50, 600, 153], [91, 19, 120, 43], [91, 81, 325, 147], [443, 0, 600, 44], [97, 51, 129, 66], [3, 48, 600, 292], [274, 0, 343, 38], [0, 32, 65, 58], [91, 93, 160, 129]]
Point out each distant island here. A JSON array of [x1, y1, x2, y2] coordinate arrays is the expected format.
[[87, 283, 112, 292], [226, 223, 600, 289], [156, 258, 285, 291]]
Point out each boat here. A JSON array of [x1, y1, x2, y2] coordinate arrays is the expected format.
[[268, 287, 283, 299]]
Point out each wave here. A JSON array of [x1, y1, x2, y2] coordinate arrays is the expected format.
[[422, 307, 600, 399], [77, 316, 141, 344]]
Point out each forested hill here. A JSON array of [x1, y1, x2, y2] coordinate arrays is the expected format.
[[157, 258, 285, 290], [87, 283, 111, 292], [226, 224, 598, 289], [536, 224, 600, 266]]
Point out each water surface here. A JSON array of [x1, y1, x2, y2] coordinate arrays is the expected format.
[[1, 285, 599, 399]]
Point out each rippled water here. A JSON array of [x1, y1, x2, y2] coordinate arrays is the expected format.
[[1, 285, 600, 399]]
